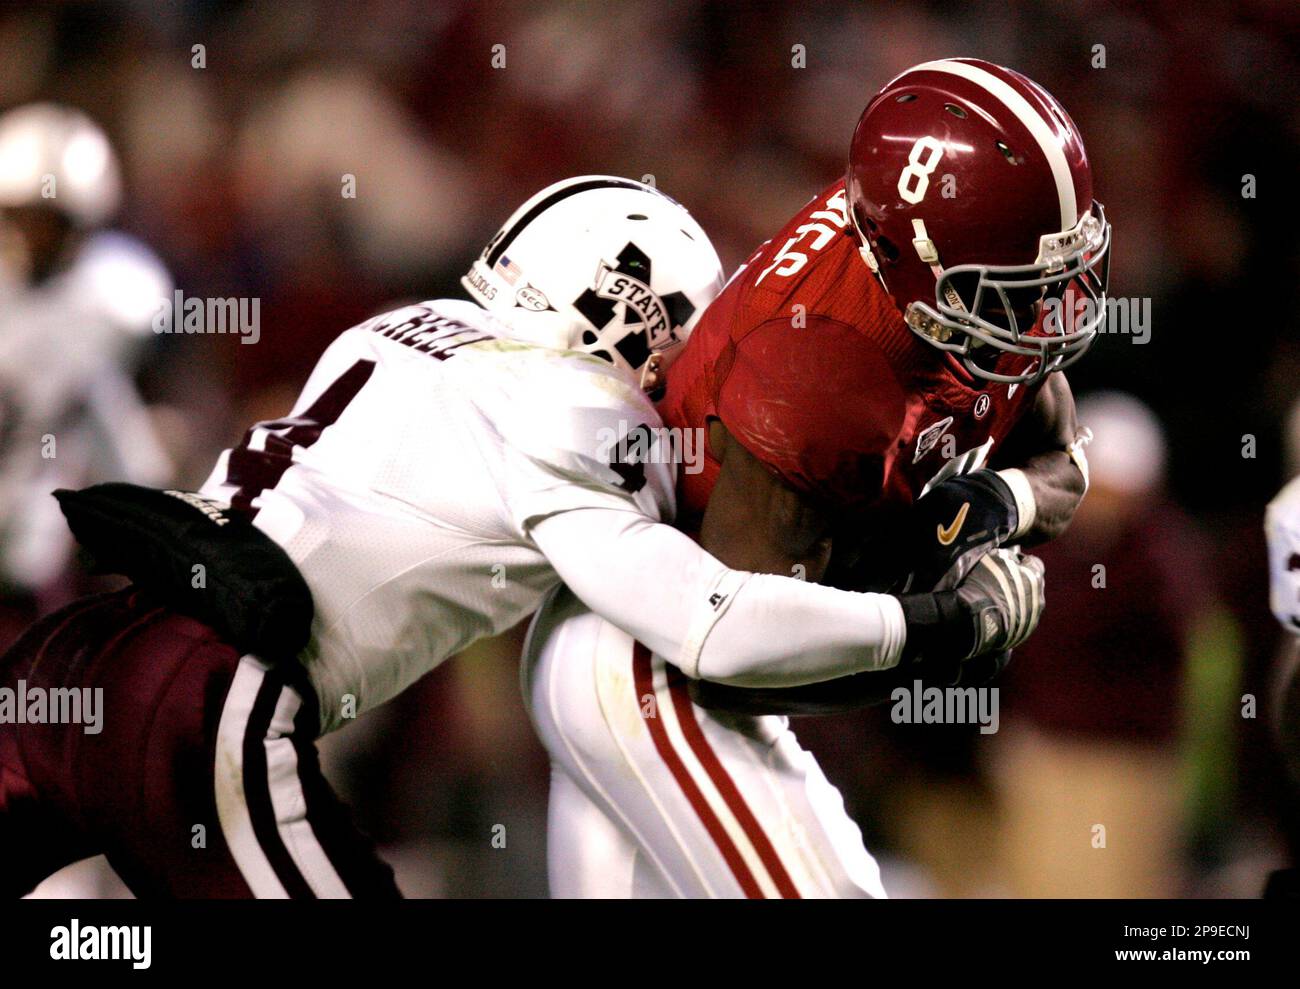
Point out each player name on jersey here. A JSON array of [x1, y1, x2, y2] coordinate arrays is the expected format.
[[364, 303, 494, 360]]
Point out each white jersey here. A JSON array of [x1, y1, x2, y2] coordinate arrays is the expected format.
[[200, 299, 675, 732], [0, 231, 172, 587]]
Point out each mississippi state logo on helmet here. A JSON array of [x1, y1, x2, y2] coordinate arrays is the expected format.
[[846, 58, 1111, 384], [462, 176, 724, 383]]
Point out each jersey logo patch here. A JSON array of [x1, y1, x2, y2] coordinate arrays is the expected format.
[[913, 416, 954, 464]]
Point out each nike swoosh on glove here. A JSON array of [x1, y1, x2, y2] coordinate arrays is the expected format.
[[904, 468, 1019, 593]]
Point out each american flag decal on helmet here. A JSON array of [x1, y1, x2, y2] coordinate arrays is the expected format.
[[495, 254, 523, 286]]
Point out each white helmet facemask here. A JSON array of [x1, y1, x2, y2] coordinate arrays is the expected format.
[[461, 176, 724, 384]]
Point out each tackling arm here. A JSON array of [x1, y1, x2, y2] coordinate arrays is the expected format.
[[531, 504, 906, 687], [529, 419, 1045, 689]]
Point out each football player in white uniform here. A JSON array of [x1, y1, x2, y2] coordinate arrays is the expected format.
[[1268, 476, 1300, 637], [1267, 473, 1300, 807], [1, 176, 1042, 897], [0, 104, 172, 592]]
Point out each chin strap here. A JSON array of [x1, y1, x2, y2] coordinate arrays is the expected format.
[[638, 352, 663, 391], [638, 339, 689, 392]]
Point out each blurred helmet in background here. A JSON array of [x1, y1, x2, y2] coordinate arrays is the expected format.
[[0, 103, 122, 228], [846, 58, 1110, 385], [461, 175, 724, 384]]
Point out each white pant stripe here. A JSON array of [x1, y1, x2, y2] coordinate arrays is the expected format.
[[263, 686, 352, 899], [214, 657, 288, 898], [214, 655, 352, 899]]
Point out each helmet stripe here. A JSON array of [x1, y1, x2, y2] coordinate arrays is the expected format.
[[911, 59, 1077, 232], [485, 177, 649, 268]]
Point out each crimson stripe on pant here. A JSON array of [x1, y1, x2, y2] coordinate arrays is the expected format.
[[632, 642, 800, 898], [663, 666, 801, 899], [631, 642, 762, 897]]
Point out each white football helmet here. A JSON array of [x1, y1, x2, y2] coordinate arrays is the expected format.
[[462, 176, 723, 383], [0, 103, 122, 228]]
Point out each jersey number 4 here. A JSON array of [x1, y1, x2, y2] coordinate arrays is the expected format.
[[225, 360, 375, 516]]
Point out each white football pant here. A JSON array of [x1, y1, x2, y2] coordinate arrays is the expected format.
[[522, 587, 887, 899]]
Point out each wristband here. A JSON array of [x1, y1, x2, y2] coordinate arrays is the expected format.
[[996, 467, 1037, 541], [897, 590, 973, 664]]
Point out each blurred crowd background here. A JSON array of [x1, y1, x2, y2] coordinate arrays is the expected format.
[[2, 0, 1299, 897]]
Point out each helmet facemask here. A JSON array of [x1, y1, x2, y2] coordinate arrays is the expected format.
[[904, 202, 1111, 385]]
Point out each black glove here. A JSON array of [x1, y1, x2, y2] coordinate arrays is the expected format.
[[903, 468, 1019, 592], [955, 648, 1012, 687], [54, 483, 313, 662], [898, 548, 1044, 664]]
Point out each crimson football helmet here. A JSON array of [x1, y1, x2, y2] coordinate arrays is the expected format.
[[847, 58, 1110, 384]]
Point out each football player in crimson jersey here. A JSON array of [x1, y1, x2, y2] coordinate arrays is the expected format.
[[671, 56, 1109, 711], [524, 58, 1110, 897], [667, 57, 1107, 598]]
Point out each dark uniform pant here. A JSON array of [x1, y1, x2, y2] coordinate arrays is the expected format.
[[0, 589, 399, 898]]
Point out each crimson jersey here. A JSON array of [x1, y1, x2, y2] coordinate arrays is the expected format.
[[660, 179, 1041, 537]]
